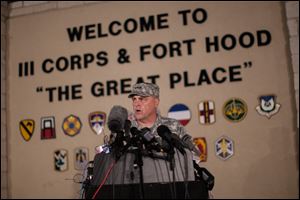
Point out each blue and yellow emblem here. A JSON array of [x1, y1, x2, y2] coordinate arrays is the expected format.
[[223, 98, 247, 122], [215, 136, 234, 161], [89, 111, 106, 135], [62, 114, 82, 137], [19, 119, 35, 141]]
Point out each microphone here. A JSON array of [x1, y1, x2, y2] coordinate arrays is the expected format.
[[107, 105, 128, 132], [157, 125, 186, 155], [130, 127, 141, 137], [130, 127, 162, 152], [130, 127, 153, 143], [181, 134, 201, 156], [138, 127, 153, 142]]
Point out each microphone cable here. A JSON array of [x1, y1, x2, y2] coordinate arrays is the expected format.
[[163, 158, 176, 199], [92, 160, 116, 199], [175, 148, 191, 199], [174, 148, 190, 199], [183, 150, 191, 199]]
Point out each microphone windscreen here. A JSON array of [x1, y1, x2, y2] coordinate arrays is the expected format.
[[140, 128, 152, 142], [130, 127, 139, 136], [157, 125, 169, 136], [107, 105, 128, 132], [157, 125, 173, 142], [182, 134, 201, 156], [182, 134, 192, 148], [157, 125, 186, 155]]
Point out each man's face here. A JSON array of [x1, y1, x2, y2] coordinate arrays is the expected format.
[[131, 95, 159, 121]]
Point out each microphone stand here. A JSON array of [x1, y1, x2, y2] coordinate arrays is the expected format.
[[133, 136, 145, 199], [111, 130, 127, 161], [165, 144, 176, 199]]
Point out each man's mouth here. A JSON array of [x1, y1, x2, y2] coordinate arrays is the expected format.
[[135, 109, 142, 114]]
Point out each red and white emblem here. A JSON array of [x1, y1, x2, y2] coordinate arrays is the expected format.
[[41, 116, 56, 139], [199, 101, 216, 124]]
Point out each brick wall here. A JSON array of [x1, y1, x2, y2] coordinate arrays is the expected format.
[[9, 1, 103, 17]]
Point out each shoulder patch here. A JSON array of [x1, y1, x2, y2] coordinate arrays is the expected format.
[[223, 98, 247, 122], [19, 119, 35, 141], [62, 114, 82, 137], [74, 147, 89, 170], [256, 95, 280, 118], [41, 116, 56, 139], [54, 149, 68, 171], [215, 135, 234, 160], [193, 137, 207, 162], [89, 111, 106, 135], [168, 103, 191, 126], [199, 101, 216, 125]]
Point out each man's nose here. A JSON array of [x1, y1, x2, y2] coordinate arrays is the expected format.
[[133, 100, 141, 106]]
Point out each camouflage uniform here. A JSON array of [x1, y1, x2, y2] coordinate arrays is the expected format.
[[131, 113, 190, 142], [128, 82, 191, 143]]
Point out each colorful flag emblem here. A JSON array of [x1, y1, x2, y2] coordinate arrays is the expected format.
[[41, 116, 56, 139], [199, 101, 216, 124], [168, 103, 191, 126], [223, 98, 247, 122], [256, 95, 281, 118], [62, 114, 82, 137], [215, 136, 234, 160], [89, 111, 106, 135], [19, 119, 35, 141], [74, 147, 89, 170], [54, 149, 68, 171], [193, 137, 207, 162]]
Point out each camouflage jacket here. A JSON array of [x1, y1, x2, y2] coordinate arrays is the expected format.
[[130, 113, 190, 141]]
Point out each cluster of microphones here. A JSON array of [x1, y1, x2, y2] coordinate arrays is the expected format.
[[105, 105, 201, 158], [93, 105, 214, 191]]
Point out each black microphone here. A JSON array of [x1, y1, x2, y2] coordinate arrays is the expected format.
[[130, 127, 162, 152], [181, 134, 201, 156], [107, 106, 131, 160], [157, 125, 186, 155], [130, 127, 141, 137], [140, 128, 153, 142], [107, 105, 128, 132], [130, 127, 152, 143]]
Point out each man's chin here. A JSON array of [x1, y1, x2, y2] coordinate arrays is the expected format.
[[134, 115, 144, 121]]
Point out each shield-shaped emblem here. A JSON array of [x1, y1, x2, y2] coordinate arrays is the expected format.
[[41, 116, 56, 139], [193, 137, 207, 162], [54, 149, 68, 171], [256, 95, 281, 118], [89, 111, 106, 135], [74, 147, 89, 170], [19, 119, 35, 141], [199, 101, 216, 124], [223, 98, 247, 122], [215, 136, 234, 161], [62, 114, 82, 137]]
